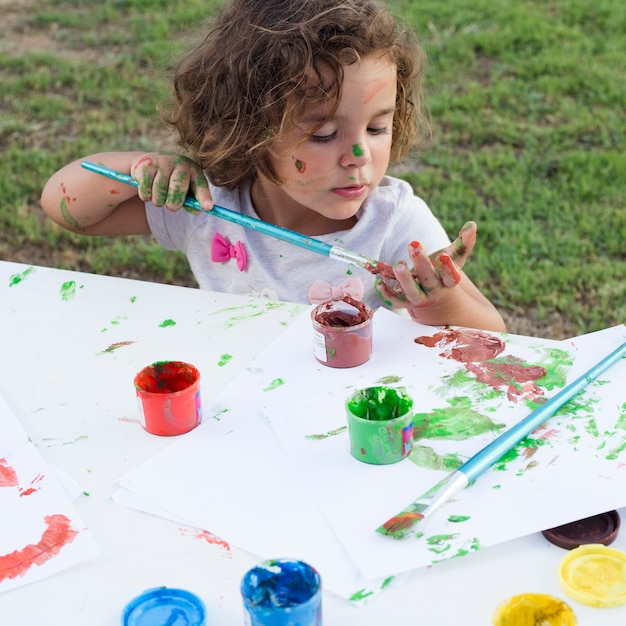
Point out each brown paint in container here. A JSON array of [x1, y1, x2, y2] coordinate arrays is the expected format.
[[311, 296, 373, 368]]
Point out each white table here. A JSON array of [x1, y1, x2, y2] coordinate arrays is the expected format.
[[1, 260, 624, 625]]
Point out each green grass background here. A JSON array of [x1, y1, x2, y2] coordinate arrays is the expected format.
[[1, 0, 624, 337]]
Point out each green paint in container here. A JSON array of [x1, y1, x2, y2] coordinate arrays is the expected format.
[[346, 386, 413, 465]]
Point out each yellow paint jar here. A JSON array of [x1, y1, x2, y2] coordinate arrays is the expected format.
[[559, 543, 626, 608], [492, 593, 577, 625]]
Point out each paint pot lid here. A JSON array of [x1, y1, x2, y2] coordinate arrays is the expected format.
[[492, 593, 577, 626], [122, 587, 205, 626], [542, 510, 620, 550], [559, 543, 626, 608]]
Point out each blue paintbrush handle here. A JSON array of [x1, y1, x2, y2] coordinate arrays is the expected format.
[[460, 340, 626, 483], [81, 161, 377, 269]]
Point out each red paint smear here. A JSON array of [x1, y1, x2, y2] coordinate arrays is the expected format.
[[19, 473, 44, 497], [195, 530, 231, 552], [59, 182, 76, 204], [0, 458, 19, 487], [0, 514, 79, 583], [134, 155, 154, 168], [109, 188, 121, 195]]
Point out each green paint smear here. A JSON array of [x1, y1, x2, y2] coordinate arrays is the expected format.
[[60, 280, 76, 301], [306, 425, 347, 440], [218, 353, 233, 367], [159, 319, 176, 328], [409, 444, 464, 471], [448, 515, 471, 523], [60, 196, 81, 229], [349, 588, 374, 602], [413, 396, 505, 441], [263, 378, 284, 392], [376, 375, 403, 385], [352, 143, 364, 157], [130, 296, 137, 303], [9, 266, 35, 287]]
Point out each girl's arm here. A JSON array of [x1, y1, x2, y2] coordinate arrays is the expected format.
[[40, 152, 152, 236], [40, 151, 214, 236]]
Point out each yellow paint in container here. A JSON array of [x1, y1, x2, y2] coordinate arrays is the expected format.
[[559, 543, 626, 608]]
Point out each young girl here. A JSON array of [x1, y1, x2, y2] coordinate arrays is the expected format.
[[40, 0, 505, 332]]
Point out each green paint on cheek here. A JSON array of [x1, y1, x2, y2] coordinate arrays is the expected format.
[[9, 266, 35, 287], [448, 515, 471, 523], [159, 319, 176, 328], [217, 353, 233, 367], [60, 280, 76, 301], [352, 143, 364, 157], [264, 378, 284, 392]]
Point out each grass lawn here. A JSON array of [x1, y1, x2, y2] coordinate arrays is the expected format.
[[1, 0, 624, 338]]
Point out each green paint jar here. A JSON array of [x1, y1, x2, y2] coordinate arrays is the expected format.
[[346, 387, 413, 465]]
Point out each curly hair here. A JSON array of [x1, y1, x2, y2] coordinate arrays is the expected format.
[[163, 0, 430, 189]]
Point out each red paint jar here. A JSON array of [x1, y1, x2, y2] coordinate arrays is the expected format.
[[311, 297, 373, 368], [134, 361, 202, 436]]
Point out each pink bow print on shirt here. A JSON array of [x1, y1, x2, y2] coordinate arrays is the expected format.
[[308, 277, 364, 304], [211, 232, 248, 271]]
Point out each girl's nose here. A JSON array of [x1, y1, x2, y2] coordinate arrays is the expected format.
[[340, 142, 371, 168]]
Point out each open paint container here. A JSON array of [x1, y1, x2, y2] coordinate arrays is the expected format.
[[346, 386, 413, 465], [311, 296, 373, 368], [134, 361, 202, 436]]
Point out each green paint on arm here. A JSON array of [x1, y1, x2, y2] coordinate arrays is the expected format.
[[60, 196, 81, 229], [159, 319, 176, 328]]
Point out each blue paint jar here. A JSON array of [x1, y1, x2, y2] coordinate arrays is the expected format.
[[241, 559, 322, 625], [121, 587, 205, 626]]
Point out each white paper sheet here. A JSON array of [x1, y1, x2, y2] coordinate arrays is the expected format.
[[117, 308, 625, 587], [0, 395, 100, 594]]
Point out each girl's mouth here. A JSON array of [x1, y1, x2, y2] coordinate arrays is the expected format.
[[332, 185, 367, 199]]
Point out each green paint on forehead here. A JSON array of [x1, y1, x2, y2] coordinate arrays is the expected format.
[[9, 266, 35, 286]]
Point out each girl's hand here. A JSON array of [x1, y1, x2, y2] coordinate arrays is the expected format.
[[375, 221, 477, 314], [130, 153, 214, 212]]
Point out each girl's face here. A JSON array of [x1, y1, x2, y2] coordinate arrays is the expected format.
[[252, 56, 397, 234]]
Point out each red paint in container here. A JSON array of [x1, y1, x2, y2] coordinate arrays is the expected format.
[[134, 361, 202, 436], [311, 296, 373, 368]]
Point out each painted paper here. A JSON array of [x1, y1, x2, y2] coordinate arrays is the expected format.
[[0, 394, 100, 593]]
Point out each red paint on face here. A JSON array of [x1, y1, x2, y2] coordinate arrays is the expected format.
[[416, 328, 506, 363], [0, 514, 79, 583], [0, 459, 18, 487]]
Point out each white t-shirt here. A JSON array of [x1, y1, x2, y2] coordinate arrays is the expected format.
[[146, 175, 450, 310]]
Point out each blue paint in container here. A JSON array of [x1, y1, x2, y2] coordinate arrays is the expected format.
[[241, 559, 322, 625]]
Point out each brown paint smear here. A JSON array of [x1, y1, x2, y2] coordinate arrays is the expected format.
[[416, 328, 547, 402]]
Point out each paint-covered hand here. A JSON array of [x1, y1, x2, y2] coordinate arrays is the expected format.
[[375, 221, 477, 313], [130, 153, 214, 212]]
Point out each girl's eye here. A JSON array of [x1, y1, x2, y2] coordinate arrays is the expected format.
[[310, 131, 337, 143], [368, 127, 390, 136]]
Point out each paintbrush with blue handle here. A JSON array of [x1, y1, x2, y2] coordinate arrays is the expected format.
[[81, 161, 392, 276], [377, 340, 626, 539]]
